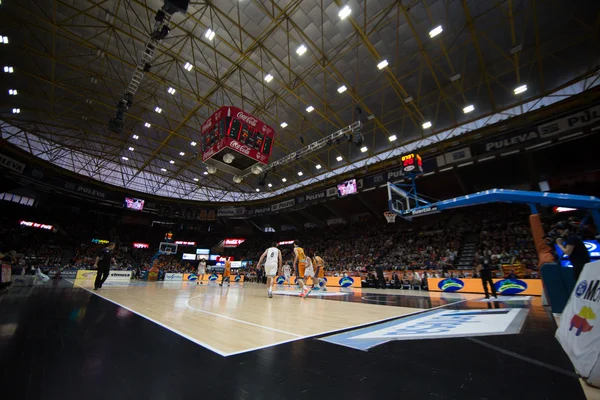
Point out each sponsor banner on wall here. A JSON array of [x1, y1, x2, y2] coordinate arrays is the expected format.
[[75, 270, 132, 281], [63, 181, 107, 199], [326, 187, 337, 197], [305, 190, 327, 203], [47, 269, 78, 278], [0, 153, 26, 173], [386, 167, 404, 183], [363, 173, 386, 189], [271, 198, 295, 212], [164, 273, 184, 281], [436, 147, 472, 167], [538, 104, 600, 137], [247, 205, 271, 217], [217, 207, 246, 217]]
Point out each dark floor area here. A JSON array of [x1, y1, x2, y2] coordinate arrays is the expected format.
[[0, 281, 585, 400]]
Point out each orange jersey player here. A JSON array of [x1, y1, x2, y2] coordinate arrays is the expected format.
[[312, 254, 327, 292], [220, 257, 232, 287], [293, 241, 312, 298]]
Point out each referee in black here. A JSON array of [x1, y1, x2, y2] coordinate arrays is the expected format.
[[93, 242, 116, 290], [555, 221, 590, 281], [477, 255, 497, 299]]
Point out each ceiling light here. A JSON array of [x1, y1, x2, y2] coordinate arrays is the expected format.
[[8, 89, 17, 95], [179, 152, 185, 156], [337, 85, 347, 93], [264, 74, 273, 82], [132, 135, 139, 140], [122, 157, 129, 161], [429, 26, 443, 38], [155, 106, 162, 113], [233, 176, 243, 183], [360, 146, 368, 153], [296, 44, 307, 56], [450, 73, 461, 82], [203, 171, 208, 175], [204, 28, 216, 41], [167, 87, 176, 95], [4, 66, 14, 73], [255, 188, 260, 192], [282, 178, 287, 182], [268, 183, 272, 188], [298, 171, 303, 176], [191, 141, 197, 146], [193, 178, 199, 182], [144, 122, 151, 128], [161, 168, 167, 172], [514, 84, 528, 95], [207, 165, 217, 174], [315, 164, 322, 170], [12, 108, 20, 114], [280, 122, 288, 128], [1, 36, 8, 44], [306, 105, 314, 113], [184, 62, 193, 72], [128, 147, 134, 151], [377, 60, 388, 69], [338, 5, 351, 20], [422, 121, 432, 129], [404, 96, 413, 103], [169, 160, 175, 164], [463, 105, 474, 114], [388, 135, 397, 142]]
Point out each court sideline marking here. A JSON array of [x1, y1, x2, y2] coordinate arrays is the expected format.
[[73, 282, 230, 357]]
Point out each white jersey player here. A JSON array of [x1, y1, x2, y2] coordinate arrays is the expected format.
[[283, 263, 292, 287], [257, 242, 282, 298], [197, 258, 207, 285]]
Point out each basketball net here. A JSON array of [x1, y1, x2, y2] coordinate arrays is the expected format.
[[384, 211, 397, 224]]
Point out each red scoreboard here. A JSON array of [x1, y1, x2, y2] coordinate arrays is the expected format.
[[201, 107, 275, 171], [401, 153, 423, 175]]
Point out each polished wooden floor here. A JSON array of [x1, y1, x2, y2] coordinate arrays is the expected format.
[[73, 280, 439, 356], [0, 279, 587, 399]]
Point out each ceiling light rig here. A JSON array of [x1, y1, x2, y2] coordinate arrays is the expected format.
[[422, 121, 432, 129], [12, 108, 20, 114], [184, 62, 193, 72], [377, 60, 388, 69], [132, 135, 139, 140], [296, 44, 307, 56], [4, 66, 14, 73], [1, 36, 8, 44], [190, 141, 197, 146], [306, 105, 314, 113], [337, 85, 347, 93], [429, 25, 443, 38], [463, 105, 475, 114], [338, 5, 351, 20], [264, 74, 273, 82], [109, 1, 189, 134], [514, 84, 528, 95], [204, 28, 216, 41], [280, 122, 288, 128], [144, 122, 151, 128], [336, 156, 343, 161], [8, 89, 17, 95]]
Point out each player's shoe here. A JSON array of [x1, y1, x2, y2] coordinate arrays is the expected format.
[[268, 291, 273, 298], [313, 286, 320, 291], [301, 286, 311, 298], [322, 287, 327, 292]]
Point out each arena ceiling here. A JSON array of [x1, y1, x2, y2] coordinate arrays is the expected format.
[[1, 0, 599, 202]]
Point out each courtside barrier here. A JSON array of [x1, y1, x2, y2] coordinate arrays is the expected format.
[[75, 270, 132, 281], [164, 273, 183, 281], [557, 260, 600, 387], [541, 263, 576, 313], [427, 277, 542, 295]]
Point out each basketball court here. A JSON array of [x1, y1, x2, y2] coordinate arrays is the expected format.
[[72, 279, 479, 356]]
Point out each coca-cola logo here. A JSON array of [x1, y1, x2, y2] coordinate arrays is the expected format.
[[201, 118, 212, 133], [230, 140, 251, 156], [236, 112, 257, 127], [203, 147, 217, 160]]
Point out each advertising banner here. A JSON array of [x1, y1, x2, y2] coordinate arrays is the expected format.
[[436, 147, 472, 167], [247, 205, 271, 216], [326, 187, 337, 197], [164, 273, 183, 281], [427, 278, 542, 296], [47, 269, 78, 279], [75, 270, 132, 281], [304, 190, 327, 203], [63, 181, 107, 199], [0, 153, 26, 173], [556, 260, 600, 386], [386, 167, 404, 183], [217, 207, 246, 217], [363, 173, 386, 189], [271, 199, 295, 212], [538, 104, 600, 137]]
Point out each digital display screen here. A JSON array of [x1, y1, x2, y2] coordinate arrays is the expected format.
[[401, 153, 423, 174], [124, 197, 145, 211], [337, 179, 358, 197], [182, 253, 196, 260], [209, 254, 220, 261], [196, 248, 210, 255]]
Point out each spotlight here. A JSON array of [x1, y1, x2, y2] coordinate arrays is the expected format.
[[206, 165, 217, 174], [223, 153, 235, 164], [251, 165, 263, 175], [233, 176, 243, 184]]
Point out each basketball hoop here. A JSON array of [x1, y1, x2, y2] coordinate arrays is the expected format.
[[384, 211, 397, 224]]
